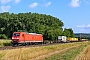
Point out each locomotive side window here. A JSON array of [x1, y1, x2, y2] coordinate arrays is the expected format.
[[22, 34, 24, 36], [13, 33, 20, 36]]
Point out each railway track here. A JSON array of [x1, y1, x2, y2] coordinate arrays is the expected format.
[[0, 45, 41, 50], [0, 43, 64, 50], [0, 41, 88, 50]]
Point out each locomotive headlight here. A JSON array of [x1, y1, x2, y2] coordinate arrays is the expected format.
[[12, 37, 14, 39]]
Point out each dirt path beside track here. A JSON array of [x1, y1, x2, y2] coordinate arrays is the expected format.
[[75, 45, 90, 60]]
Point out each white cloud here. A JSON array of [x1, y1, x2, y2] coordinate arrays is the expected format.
[[77, 24, 85, 28], [69, 0, 80, 8], [29, 2, 38, 8], [77, 24, 90, 29], [42, 1, 51, 7], [77, 24, 90, 33], [0, 6, 11, 12], [45, 2, 51, 7], [84, 0, 90, 4], [0, 0, 11, 4], [79, 29, 85, 32], [87, 24, 90, 28], [14, 0, 20, 4]]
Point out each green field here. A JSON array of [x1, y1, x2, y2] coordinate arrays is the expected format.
[[45, 44, 87, 60]]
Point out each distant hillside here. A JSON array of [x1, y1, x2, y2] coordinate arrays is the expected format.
[[74, 33, 90, 39]]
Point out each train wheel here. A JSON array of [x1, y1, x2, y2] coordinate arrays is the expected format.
[[12, 43, 16, 47], [22, 43, 26, 46], [12, 44, 15, 47], [27, 42, 30, 46]]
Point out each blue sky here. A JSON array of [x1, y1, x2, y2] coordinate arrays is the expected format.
[[0, 0, 90, 33]]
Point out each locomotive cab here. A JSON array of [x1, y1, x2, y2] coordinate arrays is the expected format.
[[11, 32, 26, 46], [12, 33, 20, 42]]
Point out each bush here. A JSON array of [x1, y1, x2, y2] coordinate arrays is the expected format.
[[0, 34, 8, 39], [0, 40, 11, 46]]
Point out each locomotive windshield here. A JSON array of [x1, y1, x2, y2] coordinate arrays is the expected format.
[[13, 33, 20, 36]]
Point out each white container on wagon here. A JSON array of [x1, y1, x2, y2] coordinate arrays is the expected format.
[[58, 36, 67, 42]]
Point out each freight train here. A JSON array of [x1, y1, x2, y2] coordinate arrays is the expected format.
[[11, 32, 88, 46]]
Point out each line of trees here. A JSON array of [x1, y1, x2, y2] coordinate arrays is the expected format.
[[0, 12, 74, 40]]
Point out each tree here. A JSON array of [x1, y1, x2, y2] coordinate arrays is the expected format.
[[63, 28, 75, 37], [0, 12, 74, 40]]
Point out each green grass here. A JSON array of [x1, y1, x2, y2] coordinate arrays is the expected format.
[[0, 40, 11, 47], [0, 53, 5, 60], [45, 44, 87, 60]]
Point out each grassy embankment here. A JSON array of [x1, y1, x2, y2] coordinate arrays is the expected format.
[[0, 39, 11, 47], [0, 42, 89, 60], [45, 44, 87, 60]]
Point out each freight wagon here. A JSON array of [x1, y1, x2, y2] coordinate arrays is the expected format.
[[58, 36, 67, 42], [67, 37, 78, 42], [11, 32, 43, 46], [58, 36, 79, 42], [81, 39, 88, 41]]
